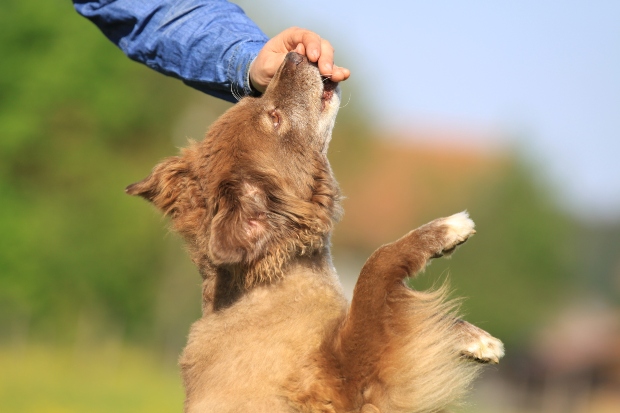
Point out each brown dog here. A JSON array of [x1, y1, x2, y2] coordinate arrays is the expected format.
[[126, 52, 504, 413]]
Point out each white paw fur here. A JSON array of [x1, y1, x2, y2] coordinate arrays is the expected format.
[[438, 211, 476, 256], [464, 332, 505, 364], [443, 211, 476, 241]]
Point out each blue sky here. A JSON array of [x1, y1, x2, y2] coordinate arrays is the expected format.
[[239, 1, 620, 221]]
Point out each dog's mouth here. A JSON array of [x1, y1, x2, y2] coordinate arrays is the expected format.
[[321, 78, 338, 111]]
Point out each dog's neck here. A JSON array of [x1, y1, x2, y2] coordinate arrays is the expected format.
[[200, 247, 334, 313]]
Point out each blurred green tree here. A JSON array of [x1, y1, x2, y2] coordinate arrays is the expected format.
[[0, 1, 198, 342], [413, 159, 579, 346]]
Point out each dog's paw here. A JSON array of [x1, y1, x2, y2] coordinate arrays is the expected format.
[[458, 321, 504, 364], [431, 211, 476, 258]]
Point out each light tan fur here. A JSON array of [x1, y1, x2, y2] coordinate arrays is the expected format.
[[127, 52, 504, 412]]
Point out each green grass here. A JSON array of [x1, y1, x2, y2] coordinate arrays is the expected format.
[[0, 343, 184, 413]]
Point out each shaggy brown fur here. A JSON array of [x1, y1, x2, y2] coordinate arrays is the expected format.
[[127, 52, 504, 412]]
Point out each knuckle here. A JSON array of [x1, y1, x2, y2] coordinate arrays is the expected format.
[[321, 39, 334, 52]]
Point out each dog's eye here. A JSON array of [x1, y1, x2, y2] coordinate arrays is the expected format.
[[269, 109, 281, 129]]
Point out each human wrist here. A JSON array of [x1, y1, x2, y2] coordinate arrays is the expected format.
[[230, 41, 265, 99], [248, 57, 265, 95]]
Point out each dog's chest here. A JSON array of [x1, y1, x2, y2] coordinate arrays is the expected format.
[[180, 268, 347, 412]]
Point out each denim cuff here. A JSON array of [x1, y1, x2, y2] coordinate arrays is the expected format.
[[228, 40, 265, 99]]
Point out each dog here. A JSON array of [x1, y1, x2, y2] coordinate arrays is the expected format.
[[126, 52, 504, 413]]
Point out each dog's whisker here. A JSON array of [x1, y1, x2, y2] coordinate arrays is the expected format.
[[339, 92, 352, 109]]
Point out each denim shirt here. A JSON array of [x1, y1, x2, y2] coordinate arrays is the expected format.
[[73, 0, 269, 102]]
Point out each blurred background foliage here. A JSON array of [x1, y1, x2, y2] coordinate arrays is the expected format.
[[1, 1, 619, 413], [1, 1, 196, 345]]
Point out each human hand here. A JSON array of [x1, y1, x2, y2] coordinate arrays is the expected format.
[[249, 27, 350, 93]]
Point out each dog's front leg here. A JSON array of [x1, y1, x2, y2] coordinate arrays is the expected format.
[[332, 212, 500, 411], [345, 211, 476, 338]]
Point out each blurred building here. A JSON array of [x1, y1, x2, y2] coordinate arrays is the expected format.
[[476, 300, 620, 413]]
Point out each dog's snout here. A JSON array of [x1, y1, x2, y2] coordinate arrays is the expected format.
[[284, 52, 305, 67]]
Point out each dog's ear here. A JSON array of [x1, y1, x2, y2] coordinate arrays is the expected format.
[[125, 156, 190, 216], [208, 181, 274, 265]]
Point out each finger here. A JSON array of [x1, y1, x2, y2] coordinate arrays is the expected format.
[[317, 39, 335, 77], [330, 65, 351, 82], [279, 27, 322, 60], [301, 31, 322, 62], [294, 43, 305, 55]]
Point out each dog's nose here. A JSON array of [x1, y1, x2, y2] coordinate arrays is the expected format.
[[284, 52, 305, 68]]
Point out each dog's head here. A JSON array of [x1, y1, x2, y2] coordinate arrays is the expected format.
[[126, 52, 342, 285]]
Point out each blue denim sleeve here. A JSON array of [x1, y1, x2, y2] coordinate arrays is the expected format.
[[73, 0, 269, 102]]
